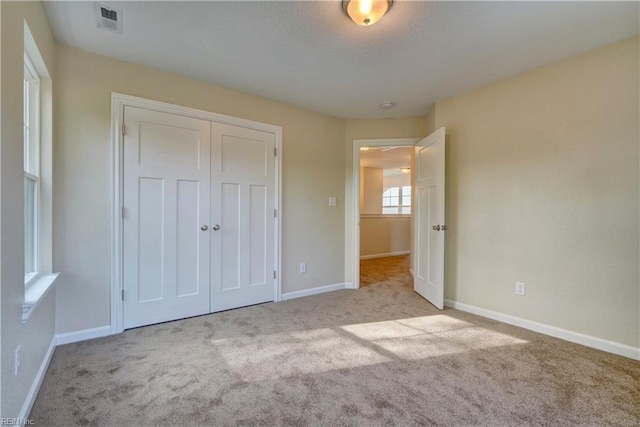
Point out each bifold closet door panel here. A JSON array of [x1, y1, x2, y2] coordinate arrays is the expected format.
[[210, 122, 276, 312], [123, 106, 211, 329]]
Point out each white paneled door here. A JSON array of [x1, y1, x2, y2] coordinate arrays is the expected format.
[[210, 123, 275, 312], [123, 106, 276, 329], [123, 106, 211, 329], [413, 127, 446, 309]]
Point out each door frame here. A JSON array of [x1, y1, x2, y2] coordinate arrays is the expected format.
[[350, 138, 420, 289], [110, 93, 283, 334]]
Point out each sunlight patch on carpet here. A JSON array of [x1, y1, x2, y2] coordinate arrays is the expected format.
[[341, 315, 528, 360], [341, 315, 474, 340], [209, 315, 528, 381], [209, 328, 392, 381]]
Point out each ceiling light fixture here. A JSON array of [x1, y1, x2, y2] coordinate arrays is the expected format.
[[400, 167, 411, 173], [380, 102, 395, 110], [343, 0, 393, 27], [360, 147, 370, 151]]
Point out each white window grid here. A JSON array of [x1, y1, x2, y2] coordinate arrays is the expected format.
[[382, 185, 411, 214]]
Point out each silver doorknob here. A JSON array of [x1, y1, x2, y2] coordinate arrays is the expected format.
[[212, 224, 221, 231], [201, 225, 208, 231], [432, 225, 441, 231]]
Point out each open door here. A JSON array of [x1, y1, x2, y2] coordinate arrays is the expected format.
[[413, 127, 445, 309]]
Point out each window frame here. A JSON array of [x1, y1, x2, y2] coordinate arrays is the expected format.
[[382, 185, 412, 215], [22, 22, 60, 324], [24, 51, 40, 286]]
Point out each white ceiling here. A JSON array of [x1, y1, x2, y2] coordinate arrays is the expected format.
[[360, 146, 412, 173], [43, 1, 639, 119]]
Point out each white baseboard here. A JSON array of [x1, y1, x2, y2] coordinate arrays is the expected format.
[[18, 336, 56, 424], [281, 283, 347, 301], [409, 268, 414, 278], [16, 327, 112, 423], [56, 325, 111, 346], [444, 299, 640, 361], [360, 250, 410, 260]]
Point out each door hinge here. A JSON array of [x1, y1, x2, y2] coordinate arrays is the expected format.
[[121, 207, 125, 219], [273, 270, 277, 279], [274, 147, 277, 156], [274, 209, 277, 218], [121, 123, 126, 136], [121, 289, 125, 301]]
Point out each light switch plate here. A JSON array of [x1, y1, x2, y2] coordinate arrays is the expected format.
[[328, 197, 337, 207]]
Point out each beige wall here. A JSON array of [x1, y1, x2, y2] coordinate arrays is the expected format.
[[360, 217, 411, 257], [433, 37, 639, 347], [344, 118, 426, 284], [425, 107, 436, 135], [384, 173, 411, 189], [361, 167, 383, 214], [54, 45, 345, 334], [0, 1, 56, 418]]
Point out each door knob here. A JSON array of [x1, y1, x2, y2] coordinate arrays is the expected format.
[[212, 224, 221, 231], [432, 225, 441, 231], [200, 225, 208, 231]]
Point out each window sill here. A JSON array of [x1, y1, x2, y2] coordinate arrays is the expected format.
[[22, 272, 59, 324]]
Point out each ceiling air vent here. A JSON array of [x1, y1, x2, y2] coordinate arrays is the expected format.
[[94, 3, 123, 34]]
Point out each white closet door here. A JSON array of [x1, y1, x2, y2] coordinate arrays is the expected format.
[[123, 106, 211, 329], [210, 122, 276, 312]]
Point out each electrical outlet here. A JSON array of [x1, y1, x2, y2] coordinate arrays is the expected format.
[[299, 263, 307, 274], [515, 282, 526, 296], [14, 345, 21, 376]]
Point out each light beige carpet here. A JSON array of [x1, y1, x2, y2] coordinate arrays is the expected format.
[[31, 256, 639, 426]]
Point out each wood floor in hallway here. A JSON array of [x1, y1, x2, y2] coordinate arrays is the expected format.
[[359, 254, 410, 288]]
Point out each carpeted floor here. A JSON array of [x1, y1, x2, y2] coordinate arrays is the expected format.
[[31, 256, 639, 426]]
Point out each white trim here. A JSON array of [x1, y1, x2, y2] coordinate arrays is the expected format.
[[409, 268, 415, 278], [56, 325, 112, 346], [17, 327, 112, 423], [110, 93, 282, 334], [274, 126, 283, 303], [360, 250, 411, 260], [281, 283, 347, 301], [110, 93, 124, 334], [444, 299, 640, 361], [17, 336, 55, 425], [352, 138, 420, 290]]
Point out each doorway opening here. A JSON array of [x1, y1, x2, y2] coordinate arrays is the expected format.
[[351, 139, 419, 290], [351, 129, 446, 309]]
